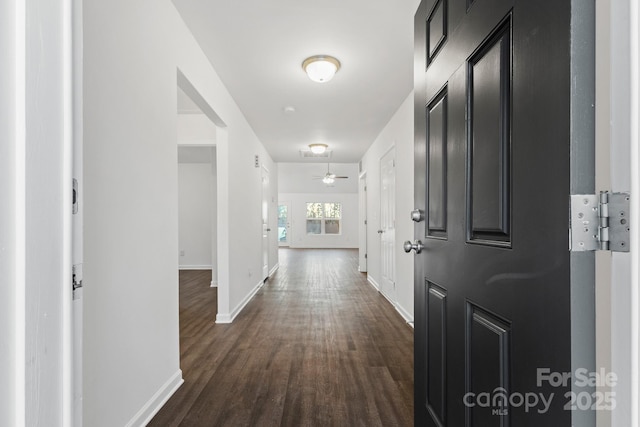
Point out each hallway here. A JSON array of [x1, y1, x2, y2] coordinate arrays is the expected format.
[[150, 249, 414, 426]]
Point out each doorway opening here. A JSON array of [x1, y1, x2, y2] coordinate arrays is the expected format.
[[177, 145, 217, 281], [176, 76, 221, 373], [278, 201, 291, 247]]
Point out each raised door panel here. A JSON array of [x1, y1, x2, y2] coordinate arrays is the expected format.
[[466, 303, 511, 426], [427, 88, 448, 238], [426, 282, 448, 425], [467, 18, 512, 246]]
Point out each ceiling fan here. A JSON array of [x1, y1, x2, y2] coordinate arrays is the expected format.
[[313, 163, 349, 185]]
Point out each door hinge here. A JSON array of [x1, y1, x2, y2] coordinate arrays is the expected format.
[[570, 192, 630, 252], [365, 253, 368, 259], [364, 219, 367, 225], [72, 264, 83, 299]]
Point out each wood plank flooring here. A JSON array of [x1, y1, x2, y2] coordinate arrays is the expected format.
[[150, 248, 414, 427]]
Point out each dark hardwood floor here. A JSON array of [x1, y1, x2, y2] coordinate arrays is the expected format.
[[150, 248, 414, 427]]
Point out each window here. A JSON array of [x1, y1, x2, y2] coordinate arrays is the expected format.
[[306, 202, 341, 235]]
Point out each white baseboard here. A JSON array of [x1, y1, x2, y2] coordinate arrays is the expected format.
[[125, 369, 183, 427], [394, 303, 415, 328], [268, 263, 279, 277], [368, 276, 414, 328], [367, 275, 380, 291], [379, 288, 396, 306], [210, 280, 218, 288], [215, 279, 265, 324], [179, 265, 213, 270], [358, 265, 367, 273]]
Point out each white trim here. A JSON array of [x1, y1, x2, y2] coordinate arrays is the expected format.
[[379, 288, 395, 306], [631, 0, 640, 421], [71, 0, 84, 422], [215, 279, 265, 324], [269, 263, 279, 277], [381, 143, 396, 160], [394, 303, 414, 327], [609, 2, 638, 425], [14, 0, 26, 423], [62, 0, 74, 423], [378, 288, 414, 324], [177, 139, 216, 146], [210, 280, 217, 288], [367, 275, 380, 291], [178, 265, 213, 270], [124, 370, 184, 427], [372, 277, 414, 327]]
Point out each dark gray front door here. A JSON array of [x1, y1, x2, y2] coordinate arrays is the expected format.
[[413, 0, 595, 425]]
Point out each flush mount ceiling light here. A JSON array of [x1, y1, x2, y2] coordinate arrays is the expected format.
[[302, 55, 341, 83], [309, 143, 328, 154]]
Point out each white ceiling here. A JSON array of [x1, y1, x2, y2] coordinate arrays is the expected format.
[[172, 0, 420, 163]]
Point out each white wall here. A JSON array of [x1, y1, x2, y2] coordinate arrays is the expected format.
[[83, 1, 278, 426], [177, 114, 216, 145], [178, 162, 215, 269], [279, 193, 359, 249], [360, 92, 414, 322]]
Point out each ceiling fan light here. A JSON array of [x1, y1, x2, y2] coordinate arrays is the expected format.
[[322, 176, 335, 185], [302, 55, 341, 83], [309, 143, 328, 154]]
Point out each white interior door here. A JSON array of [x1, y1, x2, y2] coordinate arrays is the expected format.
[[359, 174, 368, 272], [278, 201, 291, 247], [380, 148, 396, 300], [262, 166, 270, 280]]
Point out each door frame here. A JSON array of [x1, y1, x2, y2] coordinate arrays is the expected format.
[[72, 0, 84, 423], [604, 1, 640, 425], [1, 2, 25, 425], [11, 0, 639, 425]]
